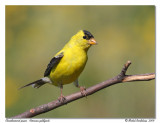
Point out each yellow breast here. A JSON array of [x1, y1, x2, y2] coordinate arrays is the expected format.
[[49, 47, 88, 86]]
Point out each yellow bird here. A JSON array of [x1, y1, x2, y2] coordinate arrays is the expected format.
[[20, 30, 97, 102]]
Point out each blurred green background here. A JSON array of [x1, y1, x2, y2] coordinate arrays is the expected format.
[[6, 6, 155, 118]]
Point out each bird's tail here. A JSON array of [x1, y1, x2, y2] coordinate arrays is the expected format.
[[19, 77, 52, 90]]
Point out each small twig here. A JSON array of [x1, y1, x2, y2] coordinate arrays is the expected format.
[[122, 73, 155, 82], [12, 61, 155, 118], [120, 60, 131, 76]]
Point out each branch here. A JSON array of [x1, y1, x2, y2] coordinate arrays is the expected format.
[[12, 61, 155, 118]]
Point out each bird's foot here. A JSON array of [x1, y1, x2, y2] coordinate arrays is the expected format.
[[58, 94, 66, 103], [79, 86, 87, 97]]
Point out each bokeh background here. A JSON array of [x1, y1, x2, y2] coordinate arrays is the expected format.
[[6, 6, 155, 118]]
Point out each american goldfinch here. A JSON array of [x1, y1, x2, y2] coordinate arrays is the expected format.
[[20, 30, 97, 102]]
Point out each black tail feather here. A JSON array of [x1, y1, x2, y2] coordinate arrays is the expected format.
[[19, 79, 46, 90]]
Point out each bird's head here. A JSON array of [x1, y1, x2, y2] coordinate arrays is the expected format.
[[82, 30, 97, 45], [68, 30, 97, 51]]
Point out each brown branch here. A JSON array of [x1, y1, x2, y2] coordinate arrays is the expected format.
[[12, 61, 155, 118]]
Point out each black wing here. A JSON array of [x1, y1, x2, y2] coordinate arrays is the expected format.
[[44, 52, 64, 77]]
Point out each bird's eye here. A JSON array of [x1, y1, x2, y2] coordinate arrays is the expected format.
[[83, 36, 86, 39]]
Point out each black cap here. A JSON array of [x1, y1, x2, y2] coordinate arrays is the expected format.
[[83, 30, 94, 40]]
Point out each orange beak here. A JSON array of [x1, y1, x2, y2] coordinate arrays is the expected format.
[[88, 38, 97, 45]]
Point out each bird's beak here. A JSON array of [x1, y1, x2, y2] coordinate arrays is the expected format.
[[88, 38, 97, 45]]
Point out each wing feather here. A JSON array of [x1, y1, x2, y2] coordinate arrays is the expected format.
[[44, 52, 64, 77]]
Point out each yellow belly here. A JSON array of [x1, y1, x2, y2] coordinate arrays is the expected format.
[[49, 49, 87, 86]]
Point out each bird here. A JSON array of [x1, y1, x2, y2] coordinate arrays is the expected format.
[[19, 30, 97, 102]]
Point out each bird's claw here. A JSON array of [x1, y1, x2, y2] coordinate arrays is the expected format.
[[80, 86, 87, 97], [58, 94, 66, 103]]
